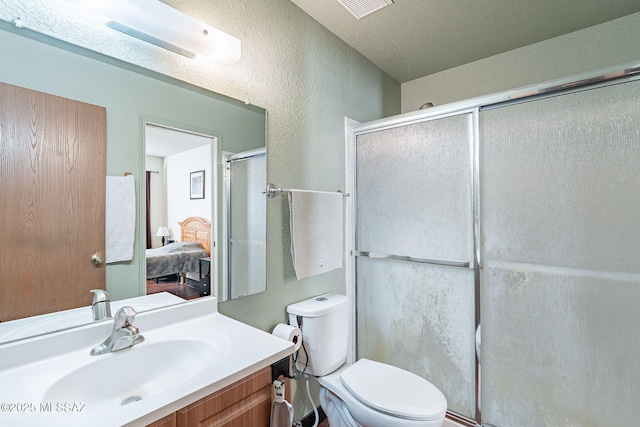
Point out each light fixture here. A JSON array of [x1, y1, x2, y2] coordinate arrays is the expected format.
[[65, 0, 241, 63], [156, 226, 170, 246]]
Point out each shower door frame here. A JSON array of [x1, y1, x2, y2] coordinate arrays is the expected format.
[[345, 60, 640, 427]]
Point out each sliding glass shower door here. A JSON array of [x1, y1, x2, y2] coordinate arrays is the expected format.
[[352, 68, 640, 426], [479, 80, 640, 426], [354, 113, 477, 419]]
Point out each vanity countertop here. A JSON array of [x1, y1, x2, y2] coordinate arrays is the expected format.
[[0, 296, 295, 426]]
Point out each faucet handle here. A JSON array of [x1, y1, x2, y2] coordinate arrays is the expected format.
[[90, 305, 144, 356], [113, 306, 137, 330]]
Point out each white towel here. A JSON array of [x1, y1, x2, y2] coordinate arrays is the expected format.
[[288, 189, 343, 280], [105, 175, 136, 263], [270, 400, 293, 427], [270, 380, 294, 427]]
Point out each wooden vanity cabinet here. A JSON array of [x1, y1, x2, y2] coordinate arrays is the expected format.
[[147, 366, 273, 427], [147, 412, 176, 427]]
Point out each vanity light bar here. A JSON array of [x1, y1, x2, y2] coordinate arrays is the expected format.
[[105, 19, 197, 59], [65, 0, 241, 63]]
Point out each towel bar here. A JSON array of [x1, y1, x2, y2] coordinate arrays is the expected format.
[[263, 183, 350, 198]]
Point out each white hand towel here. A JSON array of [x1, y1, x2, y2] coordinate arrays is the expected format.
[[105, 175, 136, 263], [270, 380, 293, 427], [270, 400, 293, 427], [288, 189, 343, 280]]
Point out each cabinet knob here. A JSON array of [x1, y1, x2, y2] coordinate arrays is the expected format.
[[91, 252, 105, 265]]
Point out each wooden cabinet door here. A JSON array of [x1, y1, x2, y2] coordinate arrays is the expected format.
[[147, 413, 176, 427], [176, 367, 272, 427], [0, 82, 106, 321]]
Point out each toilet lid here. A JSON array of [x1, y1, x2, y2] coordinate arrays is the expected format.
[[340, 359, 447, 421]]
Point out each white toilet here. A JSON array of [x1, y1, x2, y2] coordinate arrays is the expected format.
[[287, 293, 447, 427]]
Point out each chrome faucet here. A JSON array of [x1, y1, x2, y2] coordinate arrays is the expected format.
[[90, 306, 145, 356], [90, 289, 112, 321]]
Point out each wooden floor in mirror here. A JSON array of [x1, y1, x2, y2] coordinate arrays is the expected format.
[[146, 276, 202, 300]]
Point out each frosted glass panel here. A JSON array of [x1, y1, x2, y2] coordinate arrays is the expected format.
[[480, 82, 640, 272], [479, 79, 640, 426], [354, 112, 476, 419], [356, 257, 476, 417], [356, 114, 473, 261], [481, 263, 640, 426], [229, 154, 266, 298]]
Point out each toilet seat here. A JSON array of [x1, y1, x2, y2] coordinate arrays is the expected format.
[[340, 359, 447, 421]]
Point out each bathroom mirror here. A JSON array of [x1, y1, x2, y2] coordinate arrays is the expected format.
[[0, 20, 266, 343]]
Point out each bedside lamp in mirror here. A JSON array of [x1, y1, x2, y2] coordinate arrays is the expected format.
[[156, 227, 170, 246]]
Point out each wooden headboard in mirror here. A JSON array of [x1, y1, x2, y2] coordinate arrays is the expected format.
[[179, 217, 212, 255]]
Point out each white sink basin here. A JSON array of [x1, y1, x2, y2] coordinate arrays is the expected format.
[[0, 297, 295, 427], [42, 339, 218, 412]]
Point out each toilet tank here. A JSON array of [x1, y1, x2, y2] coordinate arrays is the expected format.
[[287, 293, 349, 376]]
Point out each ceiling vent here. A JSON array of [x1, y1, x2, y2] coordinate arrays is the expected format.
[[337, 0, 394, 19]]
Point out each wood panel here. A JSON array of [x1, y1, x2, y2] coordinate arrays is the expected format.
[[176, 367, 272, 427], [0, 82, 106, 322], [147, 412, 177, 427]]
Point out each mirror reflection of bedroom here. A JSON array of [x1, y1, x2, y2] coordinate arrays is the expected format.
[[144, 123, 266, 301], [145, 124, 214, 300]]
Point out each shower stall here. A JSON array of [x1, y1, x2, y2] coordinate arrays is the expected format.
[[348, 62, 640, 426]]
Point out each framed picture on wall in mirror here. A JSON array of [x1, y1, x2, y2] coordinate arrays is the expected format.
[[190, 170, 205, 199]]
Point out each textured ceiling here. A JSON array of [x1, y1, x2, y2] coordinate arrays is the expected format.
[[290, 0, 640, 83]]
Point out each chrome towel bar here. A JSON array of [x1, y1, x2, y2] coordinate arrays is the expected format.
[[263, 183, 350, 198]]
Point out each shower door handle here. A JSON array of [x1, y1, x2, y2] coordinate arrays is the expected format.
[[353, 250, 471, 269]]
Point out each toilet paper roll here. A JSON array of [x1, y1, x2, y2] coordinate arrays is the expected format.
[[272, 323, 302, 351]]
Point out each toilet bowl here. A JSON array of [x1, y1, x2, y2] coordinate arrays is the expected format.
[[319, 360, 447, 427], [287, 293, 447, 427]]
